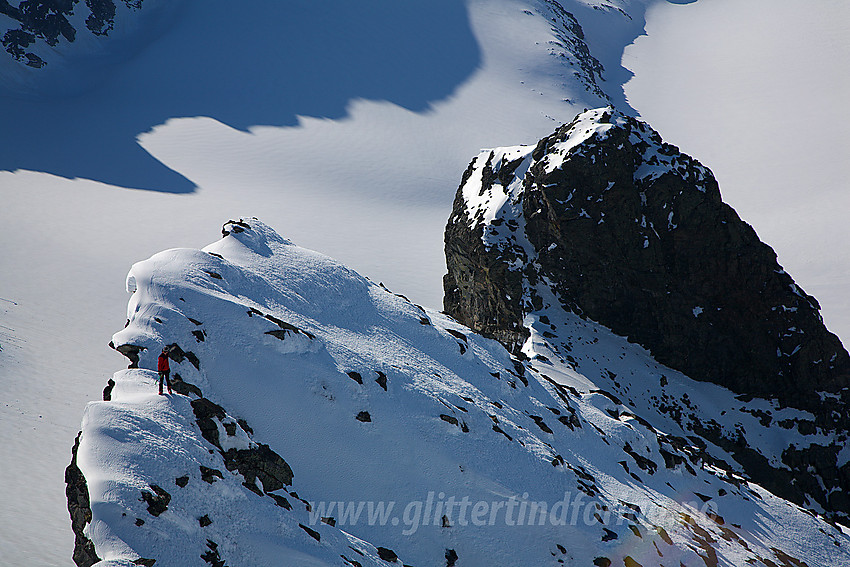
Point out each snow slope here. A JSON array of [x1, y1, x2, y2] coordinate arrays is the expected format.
[[81, 218, 850, 566], [1, 0, 848, 564], [1, 2, 630, 561]]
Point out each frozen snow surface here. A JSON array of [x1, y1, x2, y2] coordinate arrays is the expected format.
[[82, 218, 850, 565], [622, 0, 850, 343], [0, 0, 847, 564]]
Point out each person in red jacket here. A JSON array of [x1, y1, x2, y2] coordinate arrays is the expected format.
[[158, 346, 172, 395]]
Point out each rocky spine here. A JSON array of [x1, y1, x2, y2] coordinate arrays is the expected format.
[[65, 432, 100, 567]]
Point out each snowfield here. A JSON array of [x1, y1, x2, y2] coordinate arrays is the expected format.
[[0, 0, 847, 564], [622, 0, 850, 342]]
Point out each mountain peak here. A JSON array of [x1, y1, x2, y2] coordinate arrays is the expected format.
[[445, 107, 850, 522], [67, 217, 850, 566], [446, 106, 850, 407]]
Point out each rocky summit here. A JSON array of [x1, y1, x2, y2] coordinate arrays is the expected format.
[[445, 106, 850, 520], [445, 106, 850, 414]]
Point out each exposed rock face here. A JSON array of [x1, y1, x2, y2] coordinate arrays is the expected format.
[[65, 432, 100, 567], [444, 107, 850, 520], [0, 0, 145, 67], [189, 394, 293, 494], [109, 341, 145, 368], [445, 107, 850, 415], [102, 378, 115, 401], [140, 484, 171, 517], [444, 158, 529, 352]]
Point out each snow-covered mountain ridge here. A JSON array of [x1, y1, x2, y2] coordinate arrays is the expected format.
[[68, 218, 850, 566], [3, 2, 664, 561], [0, 0, 844, 564], [444, 107, 850, 525]]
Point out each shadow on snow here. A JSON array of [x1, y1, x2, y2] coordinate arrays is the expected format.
[[0, 0, 480, 192]]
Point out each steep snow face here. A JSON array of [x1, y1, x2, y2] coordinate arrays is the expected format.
[[76, 218, 850, 566]]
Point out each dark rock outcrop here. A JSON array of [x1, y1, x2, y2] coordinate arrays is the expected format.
[[444, 167, 529, 353], [221, 219, 251, 237], [201, 539, 227, 567], [224, 444, 293, 493], [445, 107, 850, 414], [140, 484, 171, 516], [200, 466, 223, 484], [376, 546, 398, 562], [1, 0, 145, 67], [191, 397, 227, 447], [109, 341, 145, 368], [166, 343, 200, 370], [190, 393, 293, 493], [171, 373, 203, 397], [299, 523, 321, 542], [444, 107, 850, 520], [102, 378, 115, 401], [65, 432, 101, 567]]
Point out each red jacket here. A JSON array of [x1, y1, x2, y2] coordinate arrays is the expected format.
[[158, 353, 170, 373]]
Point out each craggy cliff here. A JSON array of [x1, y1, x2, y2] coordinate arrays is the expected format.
[[444, 107, 850, 519], [445, 107, 850, 414]]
